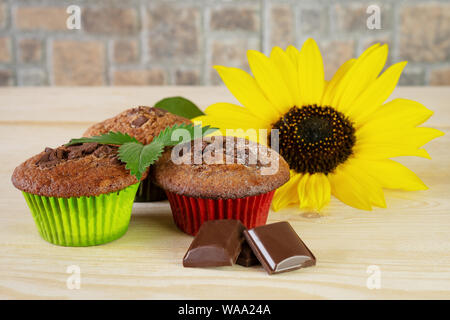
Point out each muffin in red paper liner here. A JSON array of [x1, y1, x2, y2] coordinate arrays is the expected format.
[[154, 136, 290, 236]]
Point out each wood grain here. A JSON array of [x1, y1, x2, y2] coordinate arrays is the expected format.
[[0, 87, 449, 300]]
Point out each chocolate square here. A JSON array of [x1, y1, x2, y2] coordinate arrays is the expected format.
[[244, 221, 316, 275], [183, 220, 245, 268]]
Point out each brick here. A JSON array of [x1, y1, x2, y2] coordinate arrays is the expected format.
[[320, 40, 355, 80], [210, 6, 259, 32], [400, 4, 450, 63], [430, 68, 450, 86], [147, 4, 200, 61], [270, 4, 294, 49], [16, 7, 68, 31], [175, 69, 200, 85], [209, 37, 259, 85], [398, 67, 425, 86], [335, 3, 392, 33], [362, 36, 391, 50], [211, 38, 259, 68], [299, 7, 329, 35], [53, 41, 105, 86], [18, 69, 48, 86], [0, 37, 11, 62], [113, 69, 166, 86], [0, 69, 13, 86], [113, 39, 139, 64], [0, 1, 7, 30], [82, 7, 139, 35], [19, 39, 43, 63]]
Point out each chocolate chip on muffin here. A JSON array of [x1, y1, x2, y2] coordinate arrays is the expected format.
[[131, 115, 149, 128]]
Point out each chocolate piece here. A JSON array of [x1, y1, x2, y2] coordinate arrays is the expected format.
[[93, 145, 113, 158], [80, 142, 99, 154], [67, 147, 83, 160], [236, 241, 260, 267], [183, 220, 245, 268], [35, 143, 119, 168], [244, 221, 316, 275], [131, 115, 149, 128], [55, 148, 67, 160], [152, 107, 168, 116]]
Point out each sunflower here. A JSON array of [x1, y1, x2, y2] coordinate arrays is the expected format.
[[194, 38, 444, 211]]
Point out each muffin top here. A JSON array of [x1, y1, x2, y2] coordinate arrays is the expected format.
[[84, 106, 191, 145], [153, 136, 290, 199], [12, 143, 147, 198]]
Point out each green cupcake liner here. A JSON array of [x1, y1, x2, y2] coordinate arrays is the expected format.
[[22, 183, 140, 247]]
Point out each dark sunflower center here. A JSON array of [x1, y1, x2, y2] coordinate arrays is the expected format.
[[270, 105, 356, 175]]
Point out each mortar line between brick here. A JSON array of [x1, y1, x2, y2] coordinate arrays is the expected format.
[[8, 3, 17, 85], [203, 4, 211, 85], [261, 0, 269, 55], [392, 0, 400, 64], [293, 0, 300, 48], [46, 38, 53, 86]]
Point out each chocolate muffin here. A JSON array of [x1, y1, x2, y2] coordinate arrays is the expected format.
[[11, 143, 147, 246], [153, 136, 290, 235], [84, 106, 191, 202]]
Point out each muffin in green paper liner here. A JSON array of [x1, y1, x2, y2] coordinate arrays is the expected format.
[[11, 143, 146, 246]]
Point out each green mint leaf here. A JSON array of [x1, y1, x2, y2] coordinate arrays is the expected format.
[[138, 141, 164, 174], [118, 141, 164, 181], [154, 96, 204, 119], [117, 142, 144, 180], [153, 123, 218, 146], [66, 131, 139, 146], [66, 124, 217, 181], [202, 125, 219, 137]]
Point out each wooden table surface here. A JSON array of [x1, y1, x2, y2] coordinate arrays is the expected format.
[[0, 86, 449, 300]]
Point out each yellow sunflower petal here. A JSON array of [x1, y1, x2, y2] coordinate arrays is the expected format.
[[354, 143, 432, 160], [346, 160, 387, 208], [347, 61, 408, 124], [247, 50, 294, 114], [270, 47, 302, 107], [194, 114, 265, 143], [297, 174, 310, 208], [331, 44, 388, 113], [329, 162, 373, 210], [357, 127, 444, 149], [213, 66, 280, 123], [272, 172, 302, 211], [321, 58, 356, 106], [194, 114, 264, 131], [297, 173, 331, 211], [203, 102, 269, 128], [297, 38, 325, 106], [357, 98, 434, 134], [355, 158, 428, 191], [286, 45, 300, 67]]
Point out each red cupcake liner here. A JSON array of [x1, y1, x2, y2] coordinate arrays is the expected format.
[[165, 190, 275, 236]]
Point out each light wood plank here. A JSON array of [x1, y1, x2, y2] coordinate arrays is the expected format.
[[0, 87, 449, 299]]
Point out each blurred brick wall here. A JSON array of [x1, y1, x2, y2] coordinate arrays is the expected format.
[[0, 0, 449, 86]]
